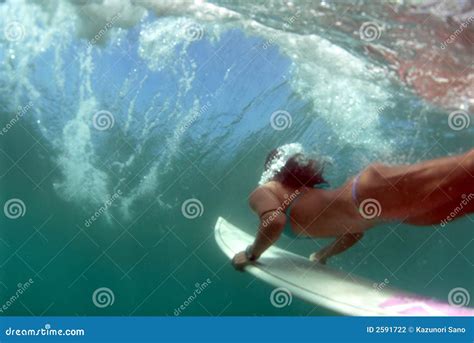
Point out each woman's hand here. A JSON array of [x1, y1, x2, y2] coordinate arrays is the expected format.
[[232, 251, 252, 271], [309, 234, 364, 265], [309, 250, 328, 265]]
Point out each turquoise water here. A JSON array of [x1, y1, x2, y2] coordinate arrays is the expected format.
[[0, 0, 473, 316]]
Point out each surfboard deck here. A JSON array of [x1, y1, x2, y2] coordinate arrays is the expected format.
[[215, 217, 474, 316]]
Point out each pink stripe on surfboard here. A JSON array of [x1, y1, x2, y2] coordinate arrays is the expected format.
[[380, 296, 474, 316]]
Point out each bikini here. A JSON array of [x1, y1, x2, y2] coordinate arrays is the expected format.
[[284, 182, 332, 238], [351, 172, 362, 207], [259, 183, 329, 239], [260, 174, 362, 239]]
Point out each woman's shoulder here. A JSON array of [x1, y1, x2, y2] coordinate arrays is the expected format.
[[249, 183, 283, 214], [249, 183, 279, 202]]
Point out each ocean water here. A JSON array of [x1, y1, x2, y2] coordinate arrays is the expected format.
[[0, 0, 473, 316]]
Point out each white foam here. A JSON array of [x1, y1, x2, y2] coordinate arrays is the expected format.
[[52, 50, 112, 209], [241, 20, 393, 155], [69, 0, 145, 43], [259, 143, 304, 185], [0, 0, 395, 219], [140, 1, 394, 155]]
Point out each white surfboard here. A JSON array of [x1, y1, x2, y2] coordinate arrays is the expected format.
[[215, 217, 474, 316]]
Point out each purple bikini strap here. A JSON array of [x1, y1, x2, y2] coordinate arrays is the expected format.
[[352, 172, 361, 205]]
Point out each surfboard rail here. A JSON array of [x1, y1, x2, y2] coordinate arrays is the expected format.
[[215, 217, 474, 316]]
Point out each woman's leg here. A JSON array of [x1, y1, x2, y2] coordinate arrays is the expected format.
[[358, 149, 474, 223], [405, 192, 474, 226], [405, 149, 474, 224]]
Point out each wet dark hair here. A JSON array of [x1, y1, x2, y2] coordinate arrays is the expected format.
[[264, 149, 327, 188]]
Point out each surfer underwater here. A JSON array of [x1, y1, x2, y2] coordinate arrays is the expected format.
[[232, 143, 474, 270]]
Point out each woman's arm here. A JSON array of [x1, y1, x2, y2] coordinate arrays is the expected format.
[[249, 212, 286, 259], [310, 233, 364, 265], [232, 187, 286, 271], [232, 214, 285, 271]]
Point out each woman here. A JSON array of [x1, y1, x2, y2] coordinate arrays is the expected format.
[[232, 143, 474, 270]]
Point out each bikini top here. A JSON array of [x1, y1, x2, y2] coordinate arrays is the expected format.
[[259, 182, 330, 239]]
